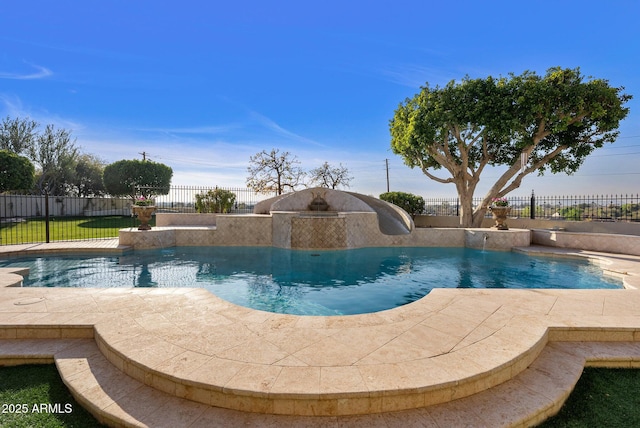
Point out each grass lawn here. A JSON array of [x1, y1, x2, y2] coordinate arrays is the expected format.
[[1, 365, 639, 427], [0, 364, 104, 428], [539, 367, 640, 427], [0, 216, 153, 245]]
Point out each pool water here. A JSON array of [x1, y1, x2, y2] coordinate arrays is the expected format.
[[0, 247, 622, 316]]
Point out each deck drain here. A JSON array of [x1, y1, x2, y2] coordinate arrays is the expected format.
[[14, 297, 46, 305]]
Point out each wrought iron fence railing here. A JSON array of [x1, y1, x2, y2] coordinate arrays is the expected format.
[[2, 187, 638, 246], [135, 185, 274, 214], [1, 186, 275, 246], [423, 193, 640, 222]]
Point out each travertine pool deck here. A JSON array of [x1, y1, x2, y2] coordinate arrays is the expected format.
[[2, 240, 640, 427]]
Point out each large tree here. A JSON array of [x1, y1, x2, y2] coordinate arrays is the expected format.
[[308, 161, 353, 189], [246, 148, 305, 195], [103, 159, 173, 199], [0, 116, 38, 155], [0, 150, 35, 192], [390, 67, 631, 227], [69, 153, 106, 197], [30, 124, 79, 195]]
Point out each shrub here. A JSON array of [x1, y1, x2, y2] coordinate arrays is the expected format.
[[379, 191, 425, 216], [195, 188, 236, 213]]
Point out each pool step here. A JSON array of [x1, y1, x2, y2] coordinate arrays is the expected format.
[[3, 338, 640, 427]]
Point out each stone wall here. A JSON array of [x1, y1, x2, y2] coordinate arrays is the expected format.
[[531, 229, 640, 256], [121, 213, 531, 251], [415, 215, 640, 236]]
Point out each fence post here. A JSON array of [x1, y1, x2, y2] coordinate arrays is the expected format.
[[45, 188, 50, 243], [530, 190, 535, 220]]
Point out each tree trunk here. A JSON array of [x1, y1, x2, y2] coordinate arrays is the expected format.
[[458, 191, 475, 227]]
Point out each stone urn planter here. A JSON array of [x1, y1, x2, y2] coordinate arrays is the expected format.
[[132, 205, 156, 230], [489, 206, 511, 230]]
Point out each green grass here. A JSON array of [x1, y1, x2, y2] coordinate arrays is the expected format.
[[0, 216, 154, 245], [0, 364, 104, 428], [538, 368, 640, 427]]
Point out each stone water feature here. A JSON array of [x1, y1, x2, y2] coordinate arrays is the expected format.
[[119, 187, 531, 250], [253, 187, 413, 249]]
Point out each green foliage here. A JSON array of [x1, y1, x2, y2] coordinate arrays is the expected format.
[[195, 188, 236, 213], [0, 216, 141, 245], [559, 207, 585, 220], [379, 191, 425, 216], [0, 364, 105, 427], [519, 205, 545, 218], [390, 67, 631, 227], [0, 116, 38, 155], [0, 150, 35, 192], [1, 117, 106, 197], [621, 203, 640, 220], [103, 159, 173, 198], [540, 368, 640, 427], [69, 153, 106, 197], [30, 124, 79, 196]]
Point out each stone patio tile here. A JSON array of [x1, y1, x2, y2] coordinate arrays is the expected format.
[[397, 323, 462, 356], [382, 408, 439, 428], [293, 336, 367, 366], [548, 292, 607, 316], [133, 396, 208, 428], [133, 312, 186, 337], [152, 350, 214, 379], [182, 358, 247, 392], [224, 363, 283, 396], [318, 366, 368, 395], [271, 366, 321, 396], [128, 339, 187, 370], [216, 337, 290, 365], [329, 325, 402, 359], [261, 327, 331, 355], [199, 323, 256, 352], [424, 398, 488, 427], [0, 338, 79, 357], [355, 336, 441, 365], [603, 292, 640, 315], [419, 310, 482, 338], [357, 363, 414, 395]]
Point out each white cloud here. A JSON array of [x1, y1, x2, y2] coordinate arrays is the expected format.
[[248, 110, 327, 148], [377, 64, 459, 88], [0, 62, 52, 80]]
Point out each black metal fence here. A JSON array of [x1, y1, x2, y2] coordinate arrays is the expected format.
[[424, 193, 640, 222], [1, 186, 273, 246], [3, 187, 639, 246], [140, 185, 274, 214]]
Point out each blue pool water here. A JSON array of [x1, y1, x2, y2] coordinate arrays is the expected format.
[[0, 247, 622, 316]]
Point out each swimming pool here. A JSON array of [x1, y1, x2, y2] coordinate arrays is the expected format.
[[1, 246, 622, 315]]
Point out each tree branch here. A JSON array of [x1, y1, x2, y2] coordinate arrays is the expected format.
[[421, 167, 454, 184]]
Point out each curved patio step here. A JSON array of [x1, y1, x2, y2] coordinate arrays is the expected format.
[[3, 339, 640, 427], [90, 296, 554, 417]]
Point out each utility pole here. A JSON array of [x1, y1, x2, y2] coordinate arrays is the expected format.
[[385, 159, 390, 192], [139, 151, 147, 161]]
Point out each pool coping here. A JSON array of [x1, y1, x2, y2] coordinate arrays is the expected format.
[[2, 239, 640, 426]]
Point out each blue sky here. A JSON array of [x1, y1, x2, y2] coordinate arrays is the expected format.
[[1, 0, 639, 198]]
